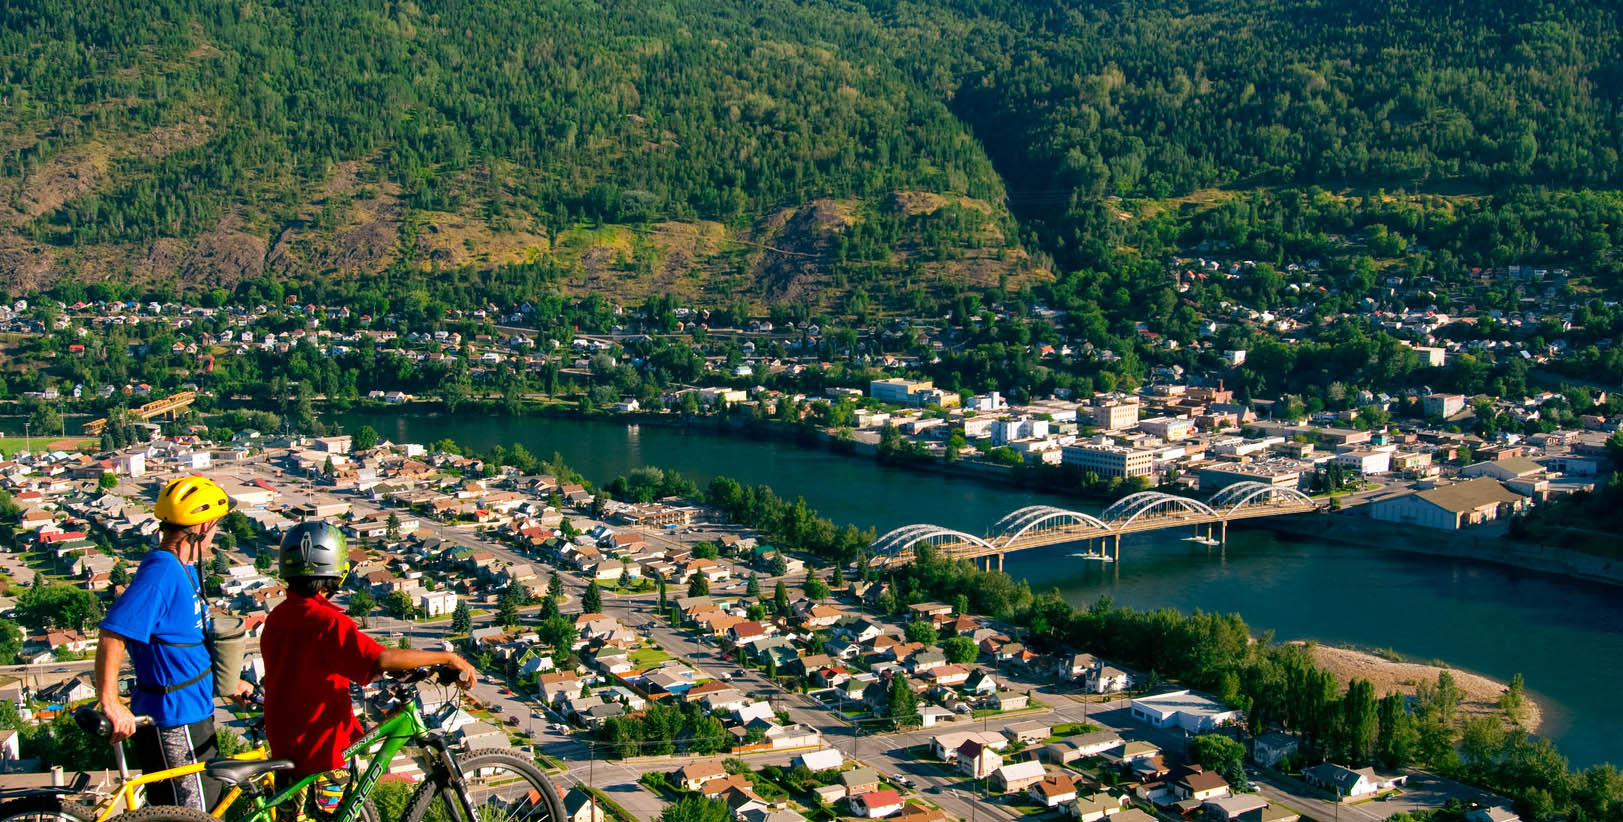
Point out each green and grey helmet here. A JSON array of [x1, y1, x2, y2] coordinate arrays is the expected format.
[[278, 521, 351, 581]]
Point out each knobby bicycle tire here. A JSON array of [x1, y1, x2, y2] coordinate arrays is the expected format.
[[97, 794, 379, 822], [0, 796, 97, 822], [402, 749, 565, 822], [99, 806, 215, 822]]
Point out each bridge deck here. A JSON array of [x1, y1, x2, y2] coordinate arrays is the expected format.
[[881, 500, 1318, 563]]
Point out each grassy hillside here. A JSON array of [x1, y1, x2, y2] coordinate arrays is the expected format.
[[4, 0, 1621, 306], [0, 0, 1041, 306]]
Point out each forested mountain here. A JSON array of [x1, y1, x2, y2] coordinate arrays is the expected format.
[[3, 0, 1621, 305]]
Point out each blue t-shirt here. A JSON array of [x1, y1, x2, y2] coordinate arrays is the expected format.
[[100, 550, 213, 727]]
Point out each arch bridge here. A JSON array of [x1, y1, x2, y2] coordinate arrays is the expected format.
[[869, 482, 1317, 568]]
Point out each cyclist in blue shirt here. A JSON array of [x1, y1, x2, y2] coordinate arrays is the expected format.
[[94, 476, 250, 811]]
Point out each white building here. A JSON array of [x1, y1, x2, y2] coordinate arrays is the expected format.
[[1333, 450, 1391, 475], [419, 591, 459, 618], [1422, 393, 1466, 418], [1138, 416, 1194, 441], [1061, 441, 1155, 479], [1089, 400, 1140, 431], [1129, 690, 1241, 733]]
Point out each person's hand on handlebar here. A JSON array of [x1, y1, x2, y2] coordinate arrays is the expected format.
[[228, 678, 257, 707], [103, 699, 138, 744], [444, 656, 477, 690], [377, 648, 479, 690]]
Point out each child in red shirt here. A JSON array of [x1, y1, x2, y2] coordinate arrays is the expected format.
[[263, 522, 474, 817]]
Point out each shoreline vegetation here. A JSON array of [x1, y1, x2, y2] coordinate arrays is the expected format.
[[1306, 643, 1543, 734]]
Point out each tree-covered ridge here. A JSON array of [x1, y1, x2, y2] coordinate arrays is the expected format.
[[0, 0, 1024, 296], [915, 0, 1623, 195], [861, 0, 1623, 276]]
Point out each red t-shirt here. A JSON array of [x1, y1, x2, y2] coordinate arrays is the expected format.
[[263, 593, 386, 776]]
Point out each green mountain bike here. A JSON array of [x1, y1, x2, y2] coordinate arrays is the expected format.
[[111, 666, 564, 822]]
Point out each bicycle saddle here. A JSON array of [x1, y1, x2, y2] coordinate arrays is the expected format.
[[205, 758, 296, 786]]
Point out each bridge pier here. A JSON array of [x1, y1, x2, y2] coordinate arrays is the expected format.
[[1220, 520, 1227, 546], [1112, 534, 1120, 562]]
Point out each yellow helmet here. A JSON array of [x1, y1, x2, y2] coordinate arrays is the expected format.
[[155, 476, 231, 526]]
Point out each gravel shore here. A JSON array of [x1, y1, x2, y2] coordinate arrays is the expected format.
[[1304, 643, 1542, 732]]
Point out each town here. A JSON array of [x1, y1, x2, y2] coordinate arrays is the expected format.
[[0, 415, 1555, 822]]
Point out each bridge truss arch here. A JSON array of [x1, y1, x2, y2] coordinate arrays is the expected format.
[[1103, 491, 1217, 530], [869, 524, 997, 563], [991, 505, 1110, 545], [1208, 481, 1316, 515]]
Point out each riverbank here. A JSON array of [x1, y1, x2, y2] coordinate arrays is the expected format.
[[1306, 643, 1541, 732], [1253, 511, 1623, 588]]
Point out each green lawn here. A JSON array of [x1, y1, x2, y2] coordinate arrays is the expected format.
[[629, 647, 674, 667], [0, 437, 94, 456]]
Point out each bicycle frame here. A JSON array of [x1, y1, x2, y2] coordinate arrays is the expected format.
[[234, 699, 463, 822], [95, 744, 268, 821]]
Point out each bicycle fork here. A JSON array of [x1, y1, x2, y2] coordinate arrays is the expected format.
[[424, 735, 480, 822]]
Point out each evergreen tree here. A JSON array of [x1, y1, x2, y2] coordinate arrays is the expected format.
[[497, 586, 522, 628], [687, 573, 709, 598], [109, 561, 131, 588], [657, 578, 668, 615], [1341, 678, 1379, 764], [548, 572, 564, 599], [451, 599, 473, 634], [773, 580, 790, 615], [582, 582, 603, 615], [1376, 691, 1418, 769], [746, 573, 761, 599], [885, 676, 920, 729], [829, 565, 844, 588]]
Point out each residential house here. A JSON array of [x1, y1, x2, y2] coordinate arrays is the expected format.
[[1172, 768, 1230, 801], [677, 761, 728, 792], [1251, 733, 1298, 768], [1002, 720, 1052, 745], [1203, 795, 1269, 821], [561, 789, 606, 822], [840, 767, 880, 797], [850, 790, 903, 819], [1029, 773, 1079, 808], [1067, 793, 1127, 822], [930, 730, 1007, 762], [795, 748, 843, 772], [1300, 763, 1407, 799], [991, 760, 1048, 793], [986, 691, 1029, 711], [956, 740, 1001, 779], [1044, 731, 1124, 765]]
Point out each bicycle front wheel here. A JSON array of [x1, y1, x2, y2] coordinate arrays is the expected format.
[[403, 749, 565, 822], [0, 796, 97, 822]]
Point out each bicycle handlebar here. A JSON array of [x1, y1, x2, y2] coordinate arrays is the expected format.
[[74, 706, 154, 739], [389, 664, 465, 687]]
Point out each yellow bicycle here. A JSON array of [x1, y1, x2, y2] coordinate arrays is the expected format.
[[0, 706, 295, 822]]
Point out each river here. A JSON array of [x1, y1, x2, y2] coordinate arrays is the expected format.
[[334, 410, 1622, 767]]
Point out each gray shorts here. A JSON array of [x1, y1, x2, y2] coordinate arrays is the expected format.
[[131, 717, 219, 812]]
